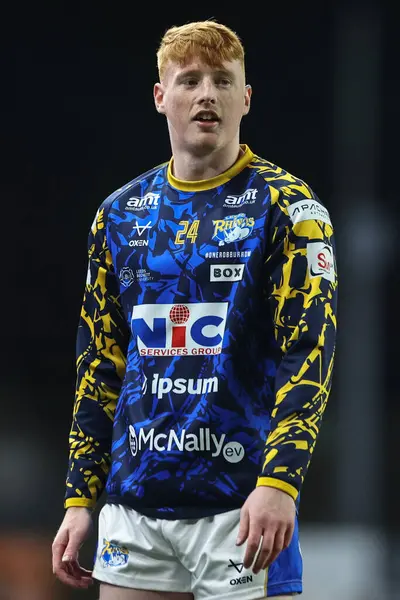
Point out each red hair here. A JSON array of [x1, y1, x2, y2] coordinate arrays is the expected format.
[[157, 20, 245, 80]]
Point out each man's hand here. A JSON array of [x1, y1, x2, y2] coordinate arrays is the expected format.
[[236, 486, 296, 574], [52, 506, 94, 589]]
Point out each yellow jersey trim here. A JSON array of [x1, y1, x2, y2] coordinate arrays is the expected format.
[[65, 498, 96, 509], [167, 144, 254, 192], [256, 477, 299, 501]]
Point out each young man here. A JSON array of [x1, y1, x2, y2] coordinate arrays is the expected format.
[[52, 20, 337, 600]]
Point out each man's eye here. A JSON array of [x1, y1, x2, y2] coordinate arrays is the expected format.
[[185, 79, 198, 86], [218, 78, 231, 86]]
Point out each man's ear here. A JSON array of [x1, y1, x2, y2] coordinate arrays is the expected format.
[[154, 83, 166, 114], [243, 84, 252, 116]]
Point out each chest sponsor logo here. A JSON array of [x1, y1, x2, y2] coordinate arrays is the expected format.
[[128, 221, 152, 247], [131, 302, 228, 356], [210, 264, 245, 282], [125, 192, 160, 211], [119, 266, 135, 287], [307, 242, 335, 282], [151, 373, 218, 399], [119, 266, 153, 286], [223, 188, 258, 208], [212, 214, 255, 246], [129, 426, 245, 463], [287, 199, 332, 226]]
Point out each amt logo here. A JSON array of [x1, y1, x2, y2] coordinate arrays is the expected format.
[[223, 188, 257, 207], [126, 192, 159, 211], [131, 303, 228, 357]]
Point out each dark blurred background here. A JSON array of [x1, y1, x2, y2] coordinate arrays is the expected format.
[[3, 1, 399, 598]]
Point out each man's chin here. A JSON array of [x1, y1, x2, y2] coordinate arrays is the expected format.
[[186, 136, 221, 157]]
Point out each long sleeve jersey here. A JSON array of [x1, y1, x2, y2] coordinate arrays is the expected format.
[[64, 144, 337, 519]]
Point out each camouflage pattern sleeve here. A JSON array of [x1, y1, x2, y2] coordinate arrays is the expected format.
[[64, 202, 129, 509], [257, 180, 338, 501]]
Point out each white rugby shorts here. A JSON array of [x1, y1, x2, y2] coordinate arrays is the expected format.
[[92, 503, 297, 599]]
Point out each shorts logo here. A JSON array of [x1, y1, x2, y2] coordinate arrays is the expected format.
[[210, 264, 245, 282], [307, 242, 335, 282], [131, 302, 228, 356], [212, 214, 255, 246], [100, 540, 129, 568], [228, 559, 252, 586], [230, 575, 253, 586], [287, 199, 332, 226], [228, 560, 245, 574]]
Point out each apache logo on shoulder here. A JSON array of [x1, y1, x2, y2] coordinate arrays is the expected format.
[[126, 192, 160, 211], [210, 264, 245, 282], [131, 302, 228, 356], [307, 242, 335, 282], [287, 199, 332, 227]]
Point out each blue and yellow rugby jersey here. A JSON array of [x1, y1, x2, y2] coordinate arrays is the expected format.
[[65, 144, 337, 520]]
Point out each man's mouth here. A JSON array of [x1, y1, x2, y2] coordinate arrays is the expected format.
[[193, 110, 220, 124]]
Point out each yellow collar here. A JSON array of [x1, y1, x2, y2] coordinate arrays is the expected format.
[[167, 144, 254, 192]]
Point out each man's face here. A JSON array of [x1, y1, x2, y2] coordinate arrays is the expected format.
[[154, 58, 252, 156]]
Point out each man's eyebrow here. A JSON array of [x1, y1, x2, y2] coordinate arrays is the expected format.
[[213, 68, 236, 78], [176, 68, 236, 79], [176, 69, 201, 79]]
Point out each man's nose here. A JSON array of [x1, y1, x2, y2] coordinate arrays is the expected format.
[[198, 78, 217, 104]]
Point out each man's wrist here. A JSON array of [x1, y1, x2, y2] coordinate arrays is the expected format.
[[64, 497, 96, 511], [256, 476, 298, 501]]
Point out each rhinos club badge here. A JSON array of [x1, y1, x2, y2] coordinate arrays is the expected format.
[[100, 540, 129, 568], [212, 213, 255, 246]]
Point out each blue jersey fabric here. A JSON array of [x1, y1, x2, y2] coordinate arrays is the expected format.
[[65, 145, 337, 593]]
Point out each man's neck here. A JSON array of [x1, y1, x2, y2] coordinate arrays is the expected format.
[[171, 143, 242, 182]]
